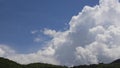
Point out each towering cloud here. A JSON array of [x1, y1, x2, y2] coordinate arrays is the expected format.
[[1, 0, 120, 66]]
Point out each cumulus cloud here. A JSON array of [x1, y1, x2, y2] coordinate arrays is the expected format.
[[0, 45, 15, 57], [1, 0, 120, 66], [7, 48, 59, 65], [43, 28, 57, 37]]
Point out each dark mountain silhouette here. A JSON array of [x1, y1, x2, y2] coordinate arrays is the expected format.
[[72, 59, 120, 68], [25, 63, 67, 68], [1, 57, 120, 68], [0, 57, 22, 68], [111, 59, 120, 64], [0, 57, 67, 68]]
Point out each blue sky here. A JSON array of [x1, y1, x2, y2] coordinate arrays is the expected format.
[[0, 0, 99, 53]]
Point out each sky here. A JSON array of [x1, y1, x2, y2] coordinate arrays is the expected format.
[[2, 0, 120, 67], [0, 0, 99, 53]]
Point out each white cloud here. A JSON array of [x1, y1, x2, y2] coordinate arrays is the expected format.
[[43, 28, 57, 37], [34, 37, 42, 42], [7, 50, 59, 65], [31, 30, 38, 34], [1, 0, 120, 66], [0, 45, 15, 57]]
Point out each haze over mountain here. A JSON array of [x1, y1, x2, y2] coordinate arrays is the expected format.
[[1, 0, 120, 66]]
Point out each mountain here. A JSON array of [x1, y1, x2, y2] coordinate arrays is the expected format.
[[111, 59, 120, 64], [24, 63, 67, 68], [72, 59, 120, 68], [1, 57, 120, 68], [0, 57, 22, 68], [0, 57, 67, 68]]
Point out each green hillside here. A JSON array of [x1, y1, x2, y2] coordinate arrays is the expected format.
[[0, 57, 22, 68], [72, 63, 120, 68], [24, 63, 67, 68], [1, 57, 120, 68], [72, 60, 120, 68], [0, 57, 67, 68]]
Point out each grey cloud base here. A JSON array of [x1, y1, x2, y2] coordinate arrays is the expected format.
[[1, 0, 120, 66]]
